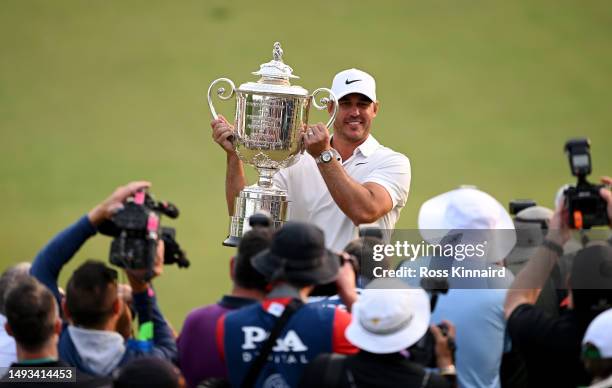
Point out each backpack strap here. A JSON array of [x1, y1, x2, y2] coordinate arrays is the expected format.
[[241, 298, 304, 388], [420, 370, 431, 388]]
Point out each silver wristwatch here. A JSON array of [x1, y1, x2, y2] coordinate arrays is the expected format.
[[316, 149, 341, 164]]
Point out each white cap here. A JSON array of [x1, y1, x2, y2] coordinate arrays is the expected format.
[[418, 187, 517, 262], [345, 278, 430, 354], [583, 308, 612, 358], [331, 68, 377, 102]]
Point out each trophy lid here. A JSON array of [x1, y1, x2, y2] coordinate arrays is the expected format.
[[253, 42, 299, 81], [238, 42, 308, 97]]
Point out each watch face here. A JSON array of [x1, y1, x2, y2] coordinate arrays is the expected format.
[[322, 152, 332, 162]]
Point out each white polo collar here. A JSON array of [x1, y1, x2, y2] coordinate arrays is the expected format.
[[354, 135, 380, 158], [330, 134, 381, 161]]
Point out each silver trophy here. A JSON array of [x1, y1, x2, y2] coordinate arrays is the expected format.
[[207, 42, 338, 246]]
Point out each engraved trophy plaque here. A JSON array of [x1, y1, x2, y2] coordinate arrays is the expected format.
[[207, 42, 338, 246]]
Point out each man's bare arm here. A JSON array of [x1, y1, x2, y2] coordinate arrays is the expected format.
[[503, 246, 561, 320], [504, 202, 571, 319], [305, 123, 392, 225], [225, 153, 246, 215], [317, 160, 392, 225], [211, 114, 246, 215]]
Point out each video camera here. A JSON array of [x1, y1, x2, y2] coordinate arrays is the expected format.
[[563, 138, 609, 229], [98, 190, 189, 279]]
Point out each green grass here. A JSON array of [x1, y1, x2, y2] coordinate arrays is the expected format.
[[1, 0, 611, 329]]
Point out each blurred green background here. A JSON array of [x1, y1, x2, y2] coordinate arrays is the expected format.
[[1, 0, 611, 330]]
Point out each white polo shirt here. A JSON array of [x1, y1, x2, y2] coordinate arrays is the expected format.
[[273, 135, 411, 251]]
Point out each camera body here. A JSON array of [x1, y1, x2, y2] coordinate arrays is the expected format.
[[563, 138, 609, 229], [99, 191, 189, 277], [509, 199, 537, 216], [409, 324, 455, 368], [408, 278, 455, 367], [564, 184, 608, 229]]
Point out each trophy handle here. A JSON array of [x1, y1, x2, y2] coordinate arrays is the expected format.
[[311, 88, 338, 129], [207, 78, 236, 120]]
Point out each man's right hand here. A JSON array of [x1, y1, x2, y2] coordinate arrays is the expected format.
[[546, 201, 571, 246], [88, 181, 151, 226], [211, 114, 236, 154], [431, 320, 457, 369]]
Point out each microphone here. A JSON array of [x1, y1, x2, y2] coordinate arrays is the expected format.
[[157, 201, 180, 219]]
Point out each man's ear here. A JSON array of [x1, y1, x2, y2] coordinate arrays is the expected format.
[[4, 322, 13, 337], [112, 298, 122, 316], [62, 299, 71, 321], [54, 318, 62, 335], [303, 285, 316, 296], [372, 101, 379, 117], [327, 101, 336, 115]]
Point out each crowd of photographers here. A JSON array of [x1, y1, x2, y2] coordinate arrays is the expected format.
[[1, 170, 612, 386]]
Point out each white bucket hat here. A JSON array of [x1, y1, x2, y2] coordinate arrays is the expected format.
[[583, 308, 612, 359], [418, 186, 517, 263], [345, 278, 430, 354], [331, 68, 377, 102]]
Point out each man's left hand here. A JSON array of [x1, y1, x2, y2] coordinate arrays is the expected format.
[[303, 123, 331, 158], [125, 239, 165, 293]]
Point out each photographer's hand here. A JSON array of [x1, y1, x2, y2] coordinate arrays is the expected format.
[[431, 320, 456, 370], [117, 283, 133, 305], [88, 181, 151, 226], [126, 240, 165, 293], [600, 176, 612, 228], [545, 201, 571, 246]]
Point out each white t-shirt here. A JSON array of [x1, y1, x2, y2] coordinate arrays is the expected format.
[[0, 314, 17, 367], [273, 135, 411, 252]]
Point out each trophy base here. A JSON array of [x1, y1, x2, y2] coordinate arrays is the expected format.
[[222, 235, 242, 247], [223, 185, 289, 247]]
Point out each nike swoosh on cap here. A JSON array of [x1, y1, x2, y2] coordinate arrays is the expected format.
[[345, 79, 362, 85]]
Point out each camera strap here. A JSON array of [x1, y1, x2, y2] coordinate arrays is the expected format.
[[321, 353, 348, 388], [241, 298, 304, 388]]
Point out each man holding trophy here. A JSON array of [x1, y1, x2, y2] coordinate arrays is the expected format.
[[210, 44, 410, 251]]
